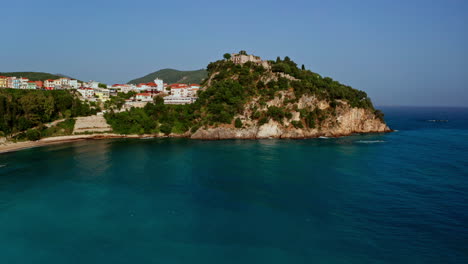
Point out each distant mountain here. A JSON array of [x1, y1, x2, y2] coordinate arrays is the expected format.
[[55, 73, 75, 79], [0, 72, 80, 81], [128, 69, 207, 85]]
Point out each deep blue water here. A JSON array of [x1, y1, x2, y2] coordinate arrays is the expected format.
[[0, 106, 467, 263]]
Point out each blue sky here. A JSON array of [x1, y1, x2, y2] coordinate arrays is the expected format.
[[2, 0, 467, 106]]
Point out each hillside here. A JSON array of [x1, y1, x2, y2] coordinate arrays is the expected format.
[[106, 52, 390, 139], [0, 72, 79, 81], [128, 69, 207, 84], [0, 89, 98, 139]]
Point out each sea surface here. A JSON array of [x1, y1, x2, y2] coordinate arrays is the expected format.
[[0, 106, 467, 263]]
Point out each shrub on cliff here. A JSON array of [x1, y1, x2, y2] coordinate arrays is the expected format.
[[235, 118, 243, 128], [291, 121, 304, 129]]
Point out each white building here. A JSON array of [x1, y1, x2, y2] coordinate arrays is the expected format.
[[188, 84, 200, 97], [59, 77, 70, 87], [44, 79, 55, 89], [94, 88, 110, 101], [231, 53, 270, 69], [163, 95, 197, 105], [136, 93, 153, 102], [19, 78, 29, 89], [187, 88, 199, 97], [137, 84, 151, 91], [70, 79, 79, 89], [154, 78, 164, 92], [77, 88, 95, 98], [171, 87, 187, 97], [86, 81, 100, 89], [113, 84, 138, 93]]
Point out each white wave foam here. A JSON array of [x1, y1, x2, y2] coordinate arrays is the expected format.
[[356, 140, 385, 144], [0, 165, 6, 168], [427, 120, 448, 122], [318, 136, 329, 139]]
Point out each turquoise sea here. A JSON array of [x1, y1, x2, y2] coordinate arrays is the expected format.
[[0, 106, 467, 263]]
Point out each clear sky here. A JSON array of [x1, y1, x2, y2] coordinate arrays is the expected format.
[[2, 0, 467, 106]]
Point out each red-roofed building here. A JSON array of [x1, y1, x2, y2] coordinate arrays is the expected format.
[[170, 83, 190, 97], [27, 81, 37, 89], [136, 93, 153, 102], [77, 87, 95, 98], [169, 83, 189, 89], [35, 81, 43, 88], [44, 79, 55, 89]]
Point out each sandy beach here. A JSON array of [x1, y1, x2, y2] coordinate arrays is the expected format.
[[0, 134, 170, 154], [0, 115, 181, 154]]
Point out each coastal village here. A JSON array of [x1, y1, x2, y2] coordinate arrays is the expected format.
[[0, 52, 269, 110], [0, 75, 201, 107], [0, 53, 263, 109], [0, 53, 269, 110], [0, 51, 392, 153]]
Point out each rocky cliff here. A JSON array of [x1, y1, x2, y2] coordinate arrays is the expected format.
[[105, 51, 392, 139], [190, 52, 391, 139], [191, 93, 391, 140]]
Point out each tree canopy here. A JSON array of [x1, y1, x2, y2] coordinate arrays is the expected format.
[[0, 89, 97, 136]]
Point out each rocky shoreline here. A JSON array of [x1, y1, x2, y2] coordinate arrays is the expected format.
[[0, 124, 392, 154], [1, 103, 392, 154]]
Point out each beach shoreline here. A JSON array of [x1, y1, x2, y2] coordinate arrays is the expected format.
[[0, 128, 392, 154], [0, 134, 172, 154]]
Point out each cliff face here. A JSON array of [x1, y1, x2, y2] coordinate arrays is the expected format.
[[191, 93, 391, 140], [142, 52, 390, 140]]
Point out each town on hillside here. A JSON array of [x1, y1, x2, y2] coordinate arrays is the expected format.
[[0, 75, 201, 107], [0, 53, 270, 110]]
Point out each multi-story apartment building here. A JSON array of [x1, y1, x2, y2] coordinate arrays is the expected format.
[[53, 79, 62, 88], [27, 81, 37, 89], [7, 77, 16, 88], [69, 79, 79, 89], [136, 93, 153, 102], [170, 83, 189, 97], [19, 78, 29, 89], [0, 76, 7, 88], [77, 88, 95, 98], [12, 78, 21, 89], [44, 79, 55, 89], [94, 88, 110, 102], [163, 95, 197, 105]]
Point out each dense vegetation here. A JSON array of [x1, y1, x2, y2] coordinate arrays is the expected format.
[[128, 69, 207, 85], [0, 89, 97, 137], [0, 72, 79, 82], [106, 52, 384, 135], [104, 91, 136, 110], [16, 119, 76, 141], [105, 97, 197, 135]]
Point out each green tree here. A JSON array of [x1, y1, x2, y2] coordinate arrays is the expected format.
[[234, 118, 243, 128], [301, 64, 305, 70], [239, 50, 247, 55], [98, 83, 107, 88], [223, 53, 231, 60], [26, 129, 41, 141], [153, 96, 164, 105], [160, 123, 172, 135]]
